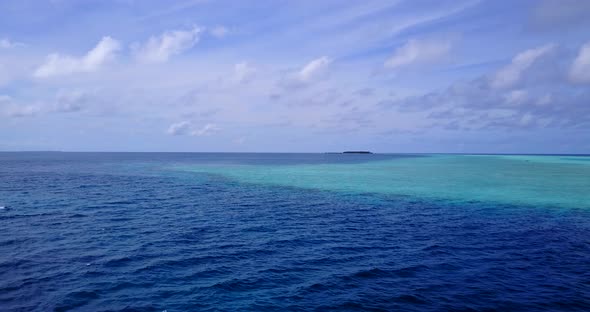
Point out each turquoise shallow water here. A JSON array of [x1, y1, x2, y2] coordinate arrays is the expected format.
[[2, 152, 589, 311], [177, 154, 590, 209]]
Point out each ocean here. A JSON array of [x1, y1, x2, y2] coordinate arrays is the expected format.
[[1, 152, 589, 311]]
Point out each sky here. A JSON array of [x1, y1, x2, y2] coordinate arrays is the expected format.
[[1, 0, 589, 153]]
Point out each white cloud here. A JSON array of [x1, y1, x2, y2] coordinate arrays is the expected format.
[[0, 96, 41, 117], [279, 57, 333, 89], [167, 121, 192, 135], [297, 56, 332, 82], [1, 90, 93, 117], [191, 123, 220, 136], [134, 27, 202, 63], [389, 40, 590, 131], [210, 26, 229, 38], [167, 121, 220, 136], [504, 90, 528, 105], [520, 112, 533, 126], [490, 44, 555, 89], [0, 38, 24, 48], [569, 41, 590, 84], [233, 62, 256, 83], [53, 90, 88, 112], [34, 36, 121, 78], [7, 105, 41, 117], [384, 38, 451, 69], [536, 93, 552, 106]]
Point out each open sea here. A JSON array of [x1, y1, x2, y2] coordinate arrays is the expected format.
[[1, 152, 589, 311]]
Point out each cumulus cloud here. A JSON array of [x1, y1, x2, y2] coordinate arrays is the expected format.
[[0, 38, 24, 48], [233, 62, 256, 83], [504, 90, 528, 106], [192, 123, 220, 136], [569, 42, 590, 84], [7, 105, 41, 117], [490, 44, 555, 89], [134, 27, 202, 63], [34, 36, 121, 78], [1, 89, 94, 117], [0, 96, 40, 117], [297, 56, 332, 82], [278, 56, 333, 90], [384, 38, 451, 69], [167, 121, 220, 136], [210, 26, 229, 38], [520, 112, 534, 126], [167, 121, 191, 135], [385, 43, 590, 131], [53, 90, 88, 113], [536, 94, 552, 106]]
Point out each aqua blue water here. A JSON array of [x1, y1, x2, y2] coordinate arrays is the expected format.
[[1, 152, 589, 311]]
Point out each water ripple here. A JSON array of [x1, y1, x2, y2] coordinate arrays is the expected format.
[[1, 153, 589, 311]]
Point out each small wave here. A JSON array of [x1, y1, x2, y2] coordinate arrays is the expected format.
[[132, 255, 221, 274], [352, 267, 389, 279], [391, 265, 429, 278], [107, 281, 155, 292], [53, 290, 99, 312], [179, 268, 227, 281], [393, 294, 428, 304], [320, 301, 366, 310], [66, 290, 99, 300], [212, 277, 260, 292], [103, 256, 135, 268], [0, 238, 30, 247], [103, 200, 136, 205], [68, 213, 87, 218], [348, 265, 430, 281]]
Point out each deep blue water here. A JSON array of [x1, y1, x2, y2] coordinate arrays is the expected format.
[[1, 152, 589, 311]]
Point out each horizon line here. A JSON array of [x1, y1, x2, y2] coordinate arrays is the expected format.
[[1, 151, 589, 156]]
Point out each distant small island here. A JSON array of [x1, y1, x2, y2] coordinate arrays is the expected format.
[[325, 151, 374, 154]]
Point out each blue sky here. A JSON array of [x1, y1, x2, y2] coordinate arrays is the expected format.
[[1, 0, 589, 153]]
